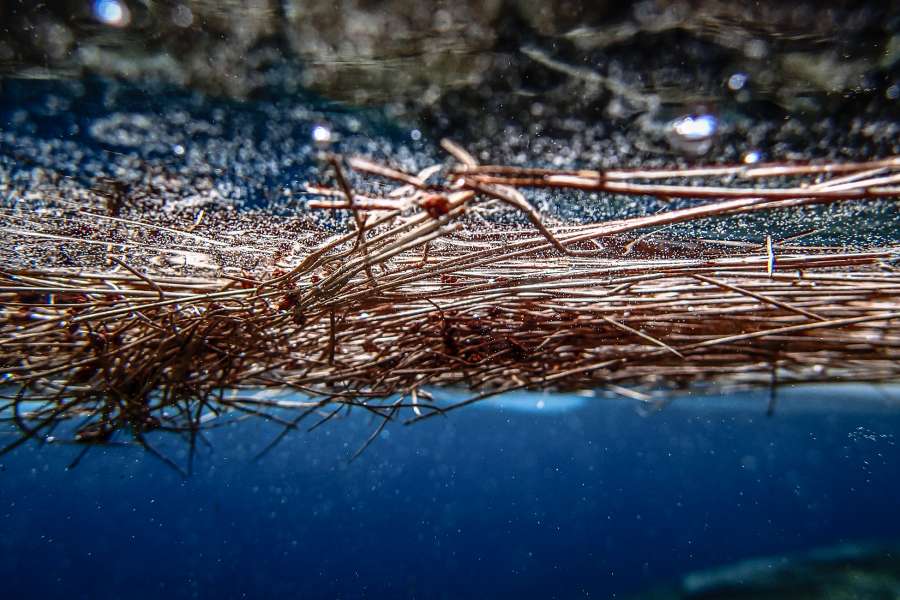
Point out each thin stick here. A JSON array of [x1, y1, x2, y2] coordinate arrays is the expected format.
[[603, 316, 685, 358]]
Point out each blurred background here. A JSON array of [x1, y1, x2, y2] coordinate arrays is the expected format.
[[1, 0, 897, 158]]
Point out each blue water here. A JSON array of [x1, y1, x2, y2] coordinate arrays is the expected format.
[[2, 386, 898, 599]]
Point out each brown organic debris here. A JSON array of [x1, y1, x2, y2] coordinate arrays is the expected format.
[[1, 143, 898, 464]]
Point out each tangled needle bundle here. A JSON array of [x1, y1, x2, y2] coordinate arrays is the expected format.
[[1, 140, 898, 466]]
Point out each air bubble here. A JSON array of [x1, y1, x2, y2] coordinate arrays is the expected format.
[[666, 114, 718, 156], [312, 125, 333, 146], [727, 73, 748, 91], [93, 0, 131, 27], [171, 4, 193, 28]]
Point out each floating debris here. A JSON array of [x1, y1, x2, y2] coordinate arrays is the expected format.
[[2, 141, 899, 464]]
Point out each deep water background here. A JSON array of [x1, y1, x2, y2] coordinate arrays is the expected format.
[[1, 386, 899, 599]]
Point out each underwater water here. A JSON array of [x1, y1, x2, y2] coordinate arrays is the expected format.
[[2, 2, 899, 597], [2, 385, 900, 599], [1, 70, 899, 598]]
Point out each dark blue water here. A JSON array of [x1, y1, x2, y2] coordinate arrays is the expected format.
[[2, 386, 898, 599]]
